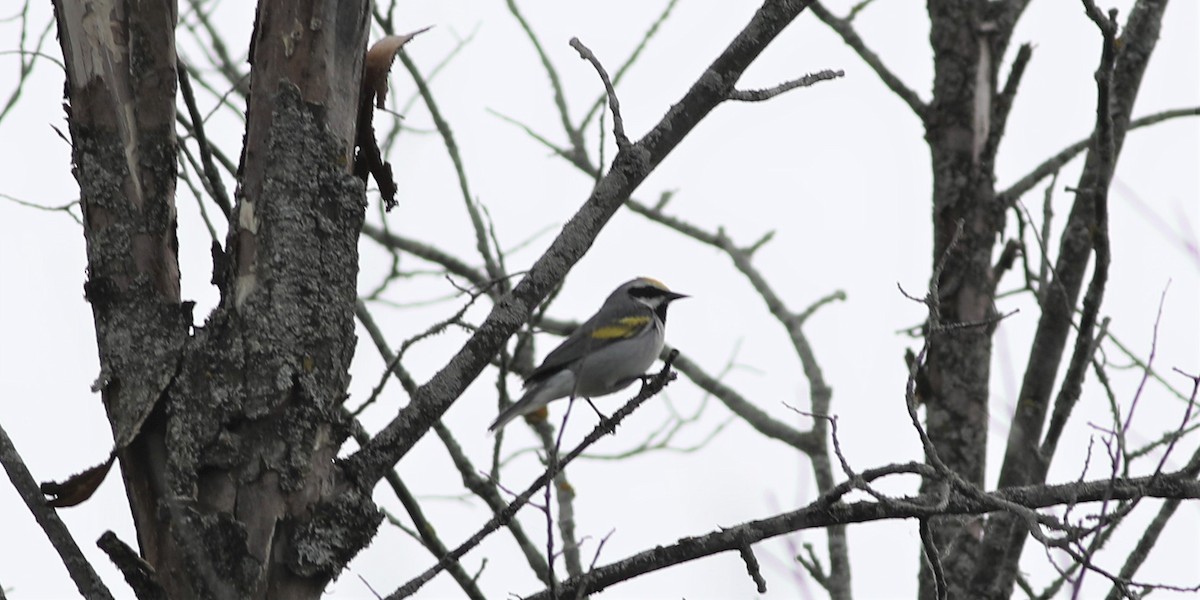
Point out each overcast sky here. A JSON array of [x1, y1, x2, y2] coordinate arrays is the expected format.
[[1, 1, 1197, 598]]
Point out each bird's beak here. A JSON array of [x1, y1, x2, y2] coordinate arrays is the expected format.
[[665, 291, 689, 302]]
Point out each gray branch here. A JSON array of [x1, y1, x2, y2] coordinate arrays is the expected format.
[[0, 423, 114, 600], [809, 1, 928, 119], [998, 106, 1199, 203], [524, 471, 1200, 599], [728, 69, 844, 102], [344, 0, 820, 488]]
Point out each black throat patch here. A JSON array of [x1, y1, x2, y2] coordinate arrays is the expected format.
[[654, 303, 670, 324]]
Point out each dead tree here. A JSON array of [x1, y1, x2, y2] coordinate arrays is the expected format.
[[1, 0, 1197, 599]]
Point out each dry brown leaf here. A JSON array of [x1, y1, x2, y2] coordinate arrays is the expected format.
[[364, 27, 433, 109], [41, 452, 116, 508]]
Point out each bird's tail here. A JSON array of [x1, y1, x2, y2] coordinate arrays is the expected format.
[[490, 369, 576, 431], [488, 395, 533, 432], [488, 385, 558, 432]]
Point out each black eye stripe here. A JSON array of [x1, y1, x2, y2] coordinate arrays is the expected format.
[[628, 286, 663, 298]]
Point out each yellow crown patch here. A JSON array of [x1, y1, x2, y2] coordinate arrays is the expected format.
[[637, 277, 668, 290]]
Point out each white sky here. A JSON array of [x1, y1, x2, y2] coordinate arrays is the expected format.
[[1, 1, 1197, 599]]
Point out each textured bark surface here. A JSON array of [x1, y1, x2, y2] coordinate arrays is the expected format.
[[52, 1, 375, 597], [39, 0, 1185, 597], [919, 1, 1005, 596], [912, 1, 1170, 598], [972, 2, 1168, 597], [51, 1, 192, 591]]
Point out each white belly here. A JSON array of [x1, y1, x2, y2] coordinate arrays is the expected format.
[[572, 321, 665, 397]]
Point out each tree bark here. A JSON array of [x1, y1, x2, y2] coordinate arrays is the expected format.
[[919, 1, 1005, 596], [53, 1, 377, 597], [973, 2, 1169, 597]]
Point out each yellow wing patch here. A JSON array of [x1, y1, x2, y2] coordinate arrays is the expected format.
[[590, 316, 651, 339]]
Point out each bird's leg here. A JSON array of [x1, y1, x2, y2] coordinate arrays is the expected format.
[[584, 397, 617, 434], [583, 397, 605, 420]]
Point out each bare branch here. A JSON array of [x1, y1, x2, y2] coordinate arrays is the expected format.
[[530, 411, 585, 582], [1033, 0, 1119, 481], [998, 107, 1198, 203], [353, 302, 552, 585], [0, 192, 82, 225], [0, 423, 114, 600], [523, 471, 1200, 599], [982, 43, 1033, 165], [919, 518, 947, 600], [504, 0, 588, 159], [1104, 432, 1200, 600], [738, 543, 768, 593], [0, 2, 57, 124], [176, 146, 222, 244], [180, 0, 248, 98], [728, 69, 845, 102], [96, 532, 166, 600], [569, 38, 630, 151], [795, 542, 829, 588], [177, 59, 232, 218], [345, 0, 819, 488], [360, 222, 489, 290], [350, 291, 486, 418], [573, 529, 615, 600], [487, 108, 594, 174], [980, 1, 1163, 593], [809, 1, 928, 119], [397, 49, 506, 285], [579, 0, 679, 130], [671, 349, 818, 452], [386, 353, 681, 599], [345, 414, 488, 600]]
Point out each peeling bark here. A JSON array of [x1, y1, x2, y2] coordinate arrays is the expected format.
[[53, 1, 376, 597], [919, 1, 1006, 597]]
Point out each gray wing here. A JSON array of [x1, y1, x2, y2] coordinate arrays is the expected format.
[[525, 309, 653, 385]]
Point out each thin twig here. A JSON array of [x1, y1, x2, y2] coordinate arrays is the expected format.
[[504, 0, 588, 159], [999, 107, 1198, 203], [0, 193, 82, 225], [809, 1, 928, 119], [738, 542, 768, 593], [177, 58, 232, 218], [398, 50, 506, 285], [350, 290, 484, 417], [386, 353, 680, 599], [919, 518, 947, 600], [568, 38, 629, 151], [572, 529, 615, 600], [354, 302, 552, 584], [344, 414, 487, 600], [579, 0, 679, 131], [728, 70, 845, 101]]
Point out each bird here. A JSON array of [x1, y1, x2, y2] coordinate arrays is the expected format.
[[489, 277, 688, 431]]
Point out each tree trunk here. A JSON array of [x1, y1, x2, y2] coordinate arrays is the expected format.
[[53, 1, 379, 597], [973, 2, 1169, 597], [919, 1, 1007, 596]]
